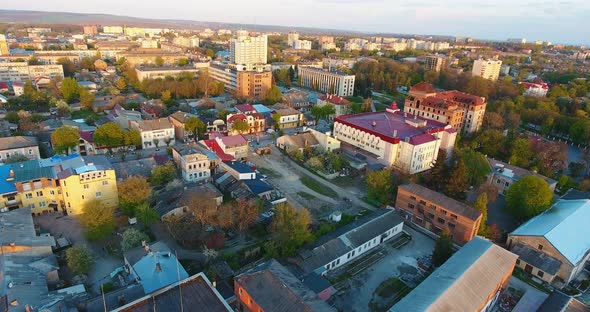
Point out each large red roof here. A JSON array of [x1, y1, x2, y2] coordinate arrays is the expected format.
[[203, 139, 235, 161], [319, 95, 351, 105], [227, 113, 247, 123], [410, 82, 437, 94], [235, 104, 256, 113]]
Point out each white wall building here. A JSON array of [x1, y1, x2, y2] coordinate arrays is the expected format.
[[333, 106, 456, 174], [0, 62, 64, 82], [472, 59, 502, 81], [298, 67, 355, 97], [230, 33, 268, 66], [287, 32, 299, 47], [102, 26, 124, 34], [130, 118, 176, 149], [294, 40, 312, 50], [172, 146, 212, 183], [173, 36, 200, 48]]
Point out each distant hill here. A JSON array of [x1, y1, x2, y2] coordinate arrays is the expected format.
[[0, 9, 356, 35]]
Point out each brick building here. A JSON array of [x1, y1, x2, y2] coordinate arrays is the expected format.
[[395, 182, 482, 246]]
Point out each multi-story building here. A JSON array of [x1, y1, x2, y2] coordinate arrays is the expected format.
[[0, 53, 81, 65], [202, 135, 248, 161], [317, 95, 351, 119], [472, 59, 503, 81], [102, 25, 124, 34], [168, 111, 200, 142], [333, 104, 456, 174], [298, 67, 355, 97], [294, 40, 312, 50], [0, 34, 9, 55], [288, 32, 300, 47], [130, 118, 175, 149], [422, 55, 446, 72], [520, 81, 549, 97], [172, 145, 213, 183], [230, 32, 268, 66], [140, 39, 159, 49], [507, 38, 527, 44], [487, 158, 557, 195], [392, 237, 518, 312], [135, 63, 208, 81], [0, 136, 40, 163], [508, 198, 590, 286], [173, 36, 200, 48], [319, 35, 334, 44], [209, 64, 272, 99], [273, 108, 304, 129], [83, 25, 98, 35], [115, 51, 185, 68], [0, 154, 118, 215], [404, 82, 487, 133], [235, 259, 336, 312], [395, 182, 482, 245], [227, 112, 266, 134], [0, 62, 64, 82]]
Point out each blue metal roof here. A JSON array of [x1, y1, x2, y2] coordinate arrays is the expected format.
[[510, 199, 590, 265], [133, 251, 189, 294], [244, 179, 273, 195], [224, 161, 255, 174], [0, 165, 16, 195], [252, 104, 272, 114]]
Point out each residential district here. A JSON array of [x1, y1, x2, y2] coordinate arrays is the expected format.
[[0, 19, 589, 312]]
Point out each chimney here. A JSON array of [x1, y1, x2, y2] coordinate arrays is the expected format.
[[393, 130, 397, 137]]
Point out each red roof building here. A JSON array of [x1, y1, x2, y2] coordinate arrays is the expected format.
[[234, 104, 257, 114]]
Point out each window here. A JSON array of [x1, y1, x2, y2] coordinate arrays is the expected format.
[[84, 184, 90, 189], [36, 191, 43, 197], [437, 217, 445, 224], [451, 214, 458, 219], [39, 202, 46, 207], [408, 203, 415, 209], [25, 193, 32, 199], [102, 181, 109, 186], [96, 192, 102, 198], [538, 244, 543, 251], [429, 204, 436, 210], [427, 213, 434, 219], [50, 190, 55, 195], [448, 223, 456, 229], [441, 210, 447, 215], [409, 196, 416, 201], [537, 270, 544, 278], [419, 200, 426, 205]]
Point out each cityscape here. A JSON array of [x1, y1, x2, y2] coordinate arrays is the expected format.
[[0, 4, 589, 312]]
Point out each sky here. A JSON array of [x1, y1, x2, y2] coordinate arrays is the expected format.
[[3, 0, 590, 45]]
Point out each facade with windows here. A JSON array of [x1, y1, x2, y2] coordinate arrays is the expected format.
[[171, 145, 214, 183], [395, 182, 482, 246], [0, 136, 41, 163], [130, 118, 175, 149], [298, 66, 355, 97]]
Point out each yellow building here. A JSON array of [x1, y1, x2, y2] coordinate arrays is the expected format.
[[0, 34, 9, 55], [0, 154, 118, 215]]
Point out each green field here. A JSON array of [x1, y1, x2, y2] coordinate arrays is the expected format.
[[300, 176, 338, 198]]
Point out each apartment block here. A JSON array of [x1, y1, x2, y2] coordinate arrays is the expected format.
[[404, 82, 487, 133], [395, 182, 482, 245], [135, 63, 208, 81], [0, 62, 64, 82], [230, 32, 268, 66], [0, 34, 9, 55], [472, 59, 502, 81], [422, 55, 446, 72], [209, 64, 272, 99], [298, 67, 355, 97]]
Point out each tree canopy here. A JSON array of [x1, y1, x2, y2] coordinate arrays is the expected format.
[[66, 245, 94, 275], [366, 169, 394, 205], [93, 122, 126, 149], [60, 77, 80, 103], [506, 175, 554, 220], [118, 176, 152, 215], [80, 200, 116, 241], [184, 117, 206, 140], [432, 229, 454, 267], [121, 228, 150, 251], [51, 126, 80, 155], [231, 119, 250, 134], [150, 162, 177, 186], [268, 203, 312, 256], [265, 85, 283, 105], [474, 192, 488, 236]]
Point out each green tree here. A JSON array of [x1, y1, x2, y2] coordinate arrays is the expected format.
[[205, 49, 215, 59], [432, 229, 454, 267], [462, 151, 490, 187], [269, 203, 312, 256], [426, 149, 447, 190], [150, 162, 177, 186], [66, 245, 94, 275], [121, 228, 150, 251], [265, 85, 282, 104], [184, 117, 206, 140], [125, 129, 141, 148], [55, 100, 72, 117], [80, 57, 95, 70], [115, 78, 127, 91], [570, 120, 590, 145], [231, 119, 250, 134], [509, 138, 533, 168], [60, 77, 80, 103], [57, 57, 76, 77], [557, 174, 576, 193], [51, 126, 80, 155], [155, 56, 165, 67], [93, 122, 125, 149], [80, 200, 116, 241], [272, 113, 281, 129], [178, 58, 189, 66], [506, 175, 554, 220], [366, 169, 393, 205], [475, 130, 506, 158], [4, 154, 29, 164], [218, 109, 230, 121], [79, 88, 95, 109], [135, 202, 160, 226], [474, 193, 488, 236], [445, 159, 469, 199], [161, 90, 172, 104], [4, 111, 19, 124], [118, 176, 152, 215]]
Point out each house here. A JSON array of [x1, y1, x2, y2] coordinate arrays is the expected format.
[[234, 259, 336, 312], [106, 104, 142, 130], [0, 154, 119, 215], [168, 111, 201, 142], [140, 99, 165, 119], [487, 158, 557, 195], [508, 199, 590, 286], [123, 241, 189, 294], [276, 128, 340, 153], [112, 272, 232, 312], [0, 208, 68, 311], [130, 118, 175, 149], [295, 208, 404, 276], [333, 104, 456, 174], [537, 291, 590, 312], [273, 108, 304, 129], [171, 145, 217, 183], [111, 157, 158, 180], [227, 112, 266, 134], [0, 136, 40, 163], [220, 161, 256, 180], [395, 183, 482, 246], [155, 183, 223, 220], [202, 135, 248, 161], [234, 103, 257, 115], [391, 237, 518, 312], [317, 94, 351, 119]]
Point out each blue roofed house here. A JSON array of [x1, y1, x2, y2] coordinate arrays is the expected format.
[[391, 237, 518, 312], [508, 199, 590, 287], [123, 241, 189, 295]]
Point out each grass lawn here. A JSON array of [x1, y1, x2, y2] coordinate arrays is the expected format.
[[375, 278, 408, 297], [257, 167, 281, 178], [297, 191, 317, 200], [369, 277, 414, 311], [300, 176, 338, 198], [346, 96, 364, 104], [71, 109, 101, 121]]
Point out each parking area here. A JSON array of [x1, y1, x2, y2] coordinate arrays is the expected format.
[[331, 226, 435, 312]]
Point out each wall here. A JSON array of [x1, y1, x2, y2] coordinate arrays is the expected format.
[[62, 169, 119, 215]]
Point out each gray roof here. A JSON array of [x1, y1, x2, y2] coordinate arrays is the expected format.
[[298, 209, 403, 274], [124, 241, 170, 267], [391, 237, 518, 312], [511, 243, 562, 275], [537, 291, 590, 312], [398, 183, 482, 221], [488, 157, 557, 186], [113, 273, 231, 312], [111, 157, 157, 179], [510, 199, 590, 265], [134, 118, 173, 131], [0, 136, 38, 150], [235, 259, 335, 312]]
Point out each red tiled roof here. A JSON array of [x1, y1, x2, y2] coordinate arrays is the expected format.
[[520, 82, 549, 90], [219, 134, 247, 147], [235, 104, 256, 113], [410, 82, 436, 93], [319, 95, 351, 105], [409, 133, 436, 145], [203, 139, 234, 161], [0, 82, 8, 90], [79, 130, 94, 143], [227, 114, 247, 123]]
